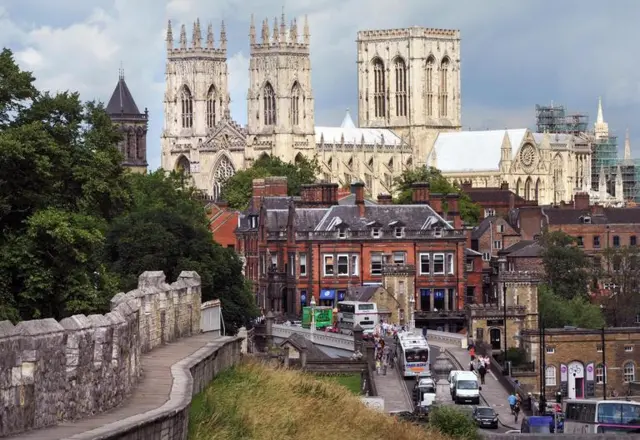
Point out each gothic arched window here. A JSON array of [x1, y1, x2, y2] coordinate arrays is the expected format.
[[180, 86, 193, 128], [127, 127, 136, 160], [439, 57, 449, 117], [176, 155, 190, 175], [291, 82, 301, 126], [206, 85, 216, 128], [426, 56, 435, 117], [263, 82, 276, 126], [212, 156, 235, 201], [372, 58, 386, 118], [135, 127, 145, 160], [394, 57, 407, 117]]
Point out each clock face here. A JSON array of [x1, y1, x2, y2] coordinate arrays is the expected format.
[[520, 144, 536, 168]]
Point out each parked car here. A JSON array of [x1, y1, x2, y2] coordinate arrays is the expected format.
[[472, 406, 499, 429]]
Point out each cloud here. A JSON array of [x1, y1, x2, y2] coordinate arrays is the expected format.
[[2, 0, 640, 171]]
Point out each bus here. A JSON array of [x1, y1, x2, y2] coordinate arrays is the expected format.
[[396, 332, 430, 378], [564, 399, 640, 434], [301, 306, 333, 330], [336, 301, 379, 334]]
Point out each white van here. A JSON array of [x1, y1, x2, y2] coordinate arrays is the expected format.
[[448, 370, 464, 398], [453, 371, 481, 404]]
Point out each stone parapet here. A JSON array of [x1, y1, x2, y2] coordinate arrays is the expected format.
[[0, 271, 202, 437]]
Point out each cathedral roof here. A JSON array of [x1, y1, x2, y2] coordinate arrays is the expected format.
[[106, 73, 142, 116], [315, 109, 404, 146], [430, 129, 528, 172]]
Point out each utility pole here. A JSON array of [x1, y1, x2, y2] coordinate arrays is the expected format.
[[601, 326, 607, 400]]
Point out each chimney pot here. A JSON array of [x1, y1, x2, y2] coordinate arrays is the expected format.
[[377, 193, 393, 205], [351, 181, 366, 216], [411, 182, 430, 204]]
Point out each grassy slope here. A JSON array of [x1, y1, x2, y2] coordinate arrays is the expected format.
[[188, 360, 448, 440], [317, 373, 361, 394]]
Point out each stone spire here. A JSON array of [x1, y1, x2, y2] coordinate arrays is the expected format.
[[220, 20, 227, 50], [166, 20, 173, 50], [615, 165, 624, 202], [279, 9, 286, 43], [598, 165, 607, 200], [272, 16, 279, 44], [594, 96, 609, 140], [206, 23, 214, 49], [625, 128, 632, 161], [303, 15, 310, 45], [261, 18, 269, 43], [596, 96, 604, 124], [192, 19, 202, 49], [249, 14, 256, 45], [179, 24, 187, 49], [290, 18, 298, 43]]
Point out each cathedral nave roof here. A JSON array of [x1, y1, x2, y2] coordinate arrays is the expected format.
[[315, 109, 404, 147]]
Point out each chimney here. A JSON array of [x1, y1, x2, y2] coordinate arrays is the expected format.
[[591, 203, 604, 216], [446, 193, 462, 229], [411, 182, 430, 204], [377, 193, 393, 205], [574, 192, 590, 210], [300, 184, 319, 206], [351, 181, 365, 217], [461, 181, 472, 192], [252, 178, 265, 209], [321, 182, 339, 206], [430, 193, 444, 216], [263, 176, 288, 197], [500, 181, 509, 190]]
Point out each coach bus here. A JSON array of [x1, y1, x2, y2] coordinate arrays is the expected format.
[[336, 301, 379, 334], [564, 399, 640, 434], [396, 332, 430, 378]]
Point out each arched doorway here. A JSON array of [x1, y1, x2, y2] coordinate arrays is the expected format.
[[568, 361, 585, 399], [489, 328, 502, 350]]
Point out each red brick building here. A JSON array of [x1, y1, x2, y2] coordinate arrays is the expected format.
[[206, 201, 239, 249], [461, 181, 534, 220], [236, 177, 484, 331]]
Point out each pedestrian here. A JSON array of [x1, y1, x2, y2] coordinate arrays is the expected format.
[[376, 357, 381, 375], [469, 361, 475, 372], [478, 364, 487, 385], [514, 399, 521, 423]]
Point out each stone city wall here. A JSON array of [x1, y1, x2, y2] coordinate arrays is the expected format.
[[0, 270, 202, 437]]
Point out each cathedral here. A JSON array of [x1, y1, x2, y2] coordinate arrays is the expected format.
[[160, 13, 461, 199]]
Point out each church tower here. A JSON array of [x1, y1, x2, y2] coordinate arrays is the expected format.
[[356, 27, 462, 166], [161, 19, 231, 174], [246, 12, 315, 162], [594, 97, 609, 140], [107, 69, 148, 174]]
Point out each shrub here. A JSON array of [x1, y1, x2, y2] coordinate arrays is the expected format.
[[429, 405, 481, 440]]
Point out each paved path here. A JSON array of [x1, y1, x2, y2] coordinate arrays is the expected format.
[[372, 362, 414, 413], [7, 334, 234, 440]]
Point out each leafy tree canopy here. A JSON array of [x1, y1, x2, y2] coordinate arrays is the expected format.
[[220, 154, 319, 209], [393, 166, 481, 225], [539, 285, 604, 329], [540, 231, 590, 300], [599, 246, 640, 327]]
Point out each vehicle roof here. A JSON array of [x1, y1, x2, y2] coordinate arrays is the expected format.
[[474, 406, 494, 411], [455, 371, 478, 378], [565, 399, 640, 405]]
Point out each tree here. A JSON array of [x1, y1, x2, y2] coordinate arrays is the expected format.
[[104, 171, 258, 333], [540, 231, 590, 300], [393, 166, 481, 225], [538, 285, 605, 329], [0, 49, 130, 321], [599, 246, 640, 326], [220, 155, 319, 209]]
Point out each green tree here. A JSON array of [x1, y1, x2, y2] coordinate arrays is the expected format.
[[540, 231, 590, 300], [104, 171, 258, 333], [0, 49, 130, 321], [599, 246, 640, 326], [393, 166, 481, 225], [220, 155, 319, 209], [538, 285, 604, 329]]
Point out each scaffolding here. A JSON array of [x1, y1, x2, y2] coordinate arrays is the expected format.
[[535, 104, 589, 135]]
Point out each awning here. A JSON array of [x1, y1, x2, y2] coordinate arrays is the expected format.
[[320, 289, 336, 300]]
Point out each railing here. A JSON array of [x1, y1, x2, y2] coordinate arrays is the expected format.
[[271, 324, 355, 351]]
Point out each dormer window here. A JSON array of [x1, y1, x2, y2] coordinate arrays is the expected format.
[[434, 227, 443, 238], [338, 229, 347, 239], [394, 227, 405, 238], [582, 215, 591, 224], [250, 215, 258, 229], [372, 228, 381, 238]]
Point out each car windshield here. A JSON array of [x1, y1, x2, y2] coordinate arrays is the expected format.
[[457, 380, 478, 390], [477, 408, 495, 417]]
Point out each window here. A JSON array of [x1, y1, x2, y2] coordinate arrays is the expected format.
[[398, 281, 405, 295], [446, 253, 455, 275], [493, 240, 502, 250], [300, 289, 307, 307], [394, 57, 407, 117], [482, 252, 490, 261], [351, 255, 359, 276], [484, 208, 495, 217], [323, 255, 334, 276], [439, 57, 449, 117], [593, 236, 601, 248], [263, 82, 276, 125], [465, 258, 474, 272], [625, 345, 633, 352], [270, 254, 277, 270], [596, 344, 603, 352], [546, 346, 555, 354], [393, 252, 406, 264], [419, 253, 430, 275], [338, 229, 347, 239], [371, 253, 383, 276], [426, 56, 434, 116], [623, 362, 635, 382], [337, 254, 349, 276], [394, 227, 405, 238], [434, 227, 443, 238], [373, 58, 386, 118], [497, 224, 505, 233], [595, 364, 606, 384], [577, 236, 584, 247], [545, 366, 557, 386], [291, 82, 301, 126], [433, 254, 445, 274], [288, 253, 295, 276], [631, 235, 637, 246], [372, 228, 381, 238], [206, 85, 216, 128], [299, 254, 307, 276], [180, 86, 193, 128], [613, 235, 620, 247]]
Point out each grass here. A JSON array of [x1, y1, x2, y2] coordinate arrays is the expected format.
[[316, 373, 362, 394], [188, 359, 449, 440]]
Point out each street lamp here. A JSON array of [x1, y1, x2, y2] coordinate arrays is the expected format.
[[409, 295, 416, 332]]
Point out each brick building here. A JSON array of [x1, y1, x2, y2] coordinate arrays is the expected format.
[[516, 327, 640, 400], [236, 177, 484, 331], [206, 201, 239, 249], [461, 181, 533, 220]]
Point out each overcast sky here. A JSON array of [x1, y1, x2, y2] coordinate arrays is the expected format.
[[2, 0, 639, 170]]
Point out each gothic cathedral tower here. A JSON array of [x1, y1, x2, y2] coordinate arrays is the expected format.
[[246, 12, 315, 162], [160, 19, 231, 177], [356, 27, 462, 166]]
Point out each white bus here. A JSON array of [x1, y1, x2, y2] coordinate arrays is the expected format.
[[396, 332, 430, 378], [337, 301, 379, 334], [564, 399, 640, 434]]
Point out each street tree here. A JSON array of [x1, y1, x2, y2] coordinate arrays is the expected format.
[[540, 231, 590, 300], [538, 285, 605, 329], [598, 246, 640, 326]]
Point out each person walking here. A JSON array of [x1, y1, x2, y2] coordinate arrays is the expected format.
[[508, 393, 517, 414], [513, 399, 521, 423], [478, 363, 487, 385]]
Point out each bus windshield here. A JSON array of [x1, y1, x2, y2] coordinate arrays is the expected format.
[[358, 304, 376, 311], [597, 402, 640, 425], [457, 380, 478, 390]]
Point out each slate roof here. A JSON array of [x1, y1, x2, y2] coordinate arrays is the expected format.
[[280, 333, 330, 361], [471, 216, 498, 240], [464, 188, 526, 204], [544, 207, 640, 225], [106, 76, 142, 116], [338, 194, 378, 206], [499, 240, 542, 258], [347, 286, 381, 302]]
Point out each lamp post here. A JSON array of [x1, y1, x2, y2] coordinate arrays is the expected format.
[[503, 282, 508, 371], [601, 323, 607, 400], [310, 294, 316, 342], [409, 295, 416, 332]]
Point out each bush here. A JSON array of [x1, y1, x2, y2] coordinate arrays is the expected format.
[[429, 405, 481, 440]]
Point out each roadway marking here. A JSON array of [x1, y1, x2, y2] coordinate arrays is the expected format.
[[489, 370, 498, 381]]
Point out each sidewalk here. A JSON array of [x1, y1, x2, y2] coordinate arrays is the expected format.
[[7, 334, 234, 440], [372, 364, 414, 413]]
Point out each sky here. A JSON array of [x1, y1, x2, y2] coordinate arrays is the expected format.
[[2, 0, 640, 171]]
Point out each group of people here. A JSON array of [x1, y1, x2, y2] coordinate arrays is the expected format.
[[468, 346, 491, 385], [508, 393, 523, 422], [373, 335, 395, 375]]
